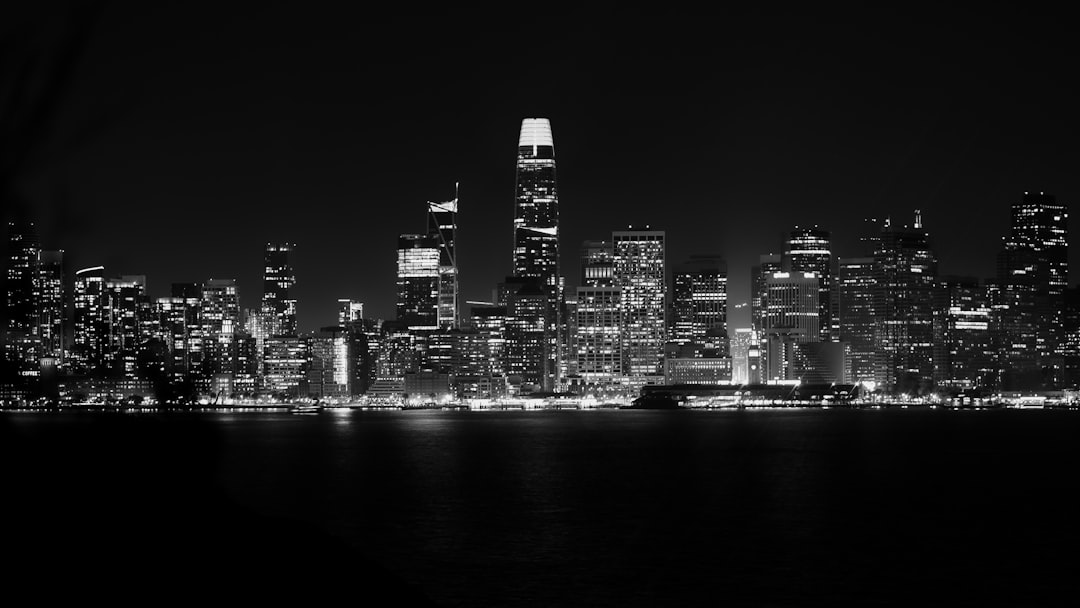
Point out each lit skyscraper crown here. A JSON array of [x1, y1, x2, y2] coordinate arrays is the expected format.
[[518, 118, 554, 149]]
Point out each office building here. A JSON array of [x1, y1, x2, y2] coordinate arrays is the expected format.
[[784, 227, 833, 341], [512, 118, 561, 390], [396, 234, 440, 331], [614, 227, 666, 385], [872, 212, 937, 394], [263, 243, 297, 336], [429, 189, 459, 329], [837, 257, 876, 385], [670, 255, 728, 354]]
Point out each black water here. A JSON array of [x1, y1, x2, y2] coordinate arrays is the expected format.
[[4, 409, 1079, 606]]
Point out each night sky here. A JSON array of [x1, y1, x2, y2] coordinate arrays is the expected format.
[[4, 3, 1078, 332]]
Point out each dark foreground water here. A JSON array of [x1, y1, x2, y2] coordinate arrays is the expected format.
[[4, 408, 1080, 606]]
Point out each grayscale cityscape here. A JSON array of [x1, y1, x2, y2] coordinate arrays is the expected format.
[[5, 4, 1080, 607], [2, 117, 1074, 410]]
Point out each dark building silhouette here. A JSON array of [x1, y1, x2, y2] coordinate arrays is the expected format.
[[933, 277, 996, 391], [837, 257, 876, 385], [3, 220, 41, 385], [872, 212, 938, 395], [995, 192, 1068, 390], [670, 255, 729, 356], [262, 243, 297, 337]]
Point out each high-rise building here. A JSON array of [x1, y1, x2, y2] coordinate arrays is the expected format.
[[396, 234, 440, 331], [575, 286, 622, 392], [201, 279, 240, 387], [469, 303, 508, 377], [762, 271, 820, 382], [3, 220, 41, 378], [512, 118, 561, 390], [202, 279, 240, 339], [306, 328, 350, 399], [670, 255, 728, 355], [933, 277, 995, 390], [995, 192, 1068, 390], [262, 243, 297, 336], [1063, 287, 1080, 389], [872, 212, 937, 394], [71, 270, 149, 380], [376, 321, 422, 381], [837, 257, 876, 385], [614, 227, 666, 385], [36, 250, 65, 364], [263, 335, 307, 397], [784, 227, 833, 341], [160, 283, 206, 385], [71, 266, 106, 375], [504, 281, 548, 393], [429, 187, 459, 329], [104, 276, 148, 379]]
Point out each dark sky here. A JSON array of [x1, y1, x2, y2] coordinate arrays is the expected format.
[[5, 3, 1078, 331]]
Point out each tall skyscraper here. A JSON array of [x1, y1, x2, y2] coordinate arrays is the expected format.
[[262, 243, 297, 336], [469, 303, 508, 377], [575, 286, 622, 391], [504, 282, 548, 392], [762, 271, 821, 382], [513, 118, 560, 292], [995, 192, 1068, 390], [784, 227, 833, 341], [512, 118, 561, 390], [71, 266, 106, 375], [71, 269, 149, 379], [396, 234, 440, 331], [872, 212, 937, 394], [201, 278, 241, 386], [837, 257, 876, 385], [933, 277, 995, 390], [614, 227, 666, 384], [670, 255, 728, 354], [160, 283, 206, 385], [428, 187, 459, 329], [103, 275, 148, 379], [36, 250, 65, 364], [4, 220, 41, 377]]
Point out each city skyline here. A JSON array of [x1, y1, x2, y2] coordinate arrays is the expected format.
[[5, 4, 1080, 334]]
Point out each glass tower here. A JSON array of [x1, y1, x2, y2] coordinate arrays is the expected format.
[[784, 227, 833, 341], [614, 228, 666, 384], [872, 212, 938, 394], [262, 243, 297, 336], [512, 118, 561, 390], [396, 234, 440, 331], [428, 186, 459, 329], [995, 192, 1068, 389]]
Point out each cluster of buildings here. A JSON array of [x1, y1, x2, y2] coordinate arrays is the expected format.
[[0, 117, 1075, 405]]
